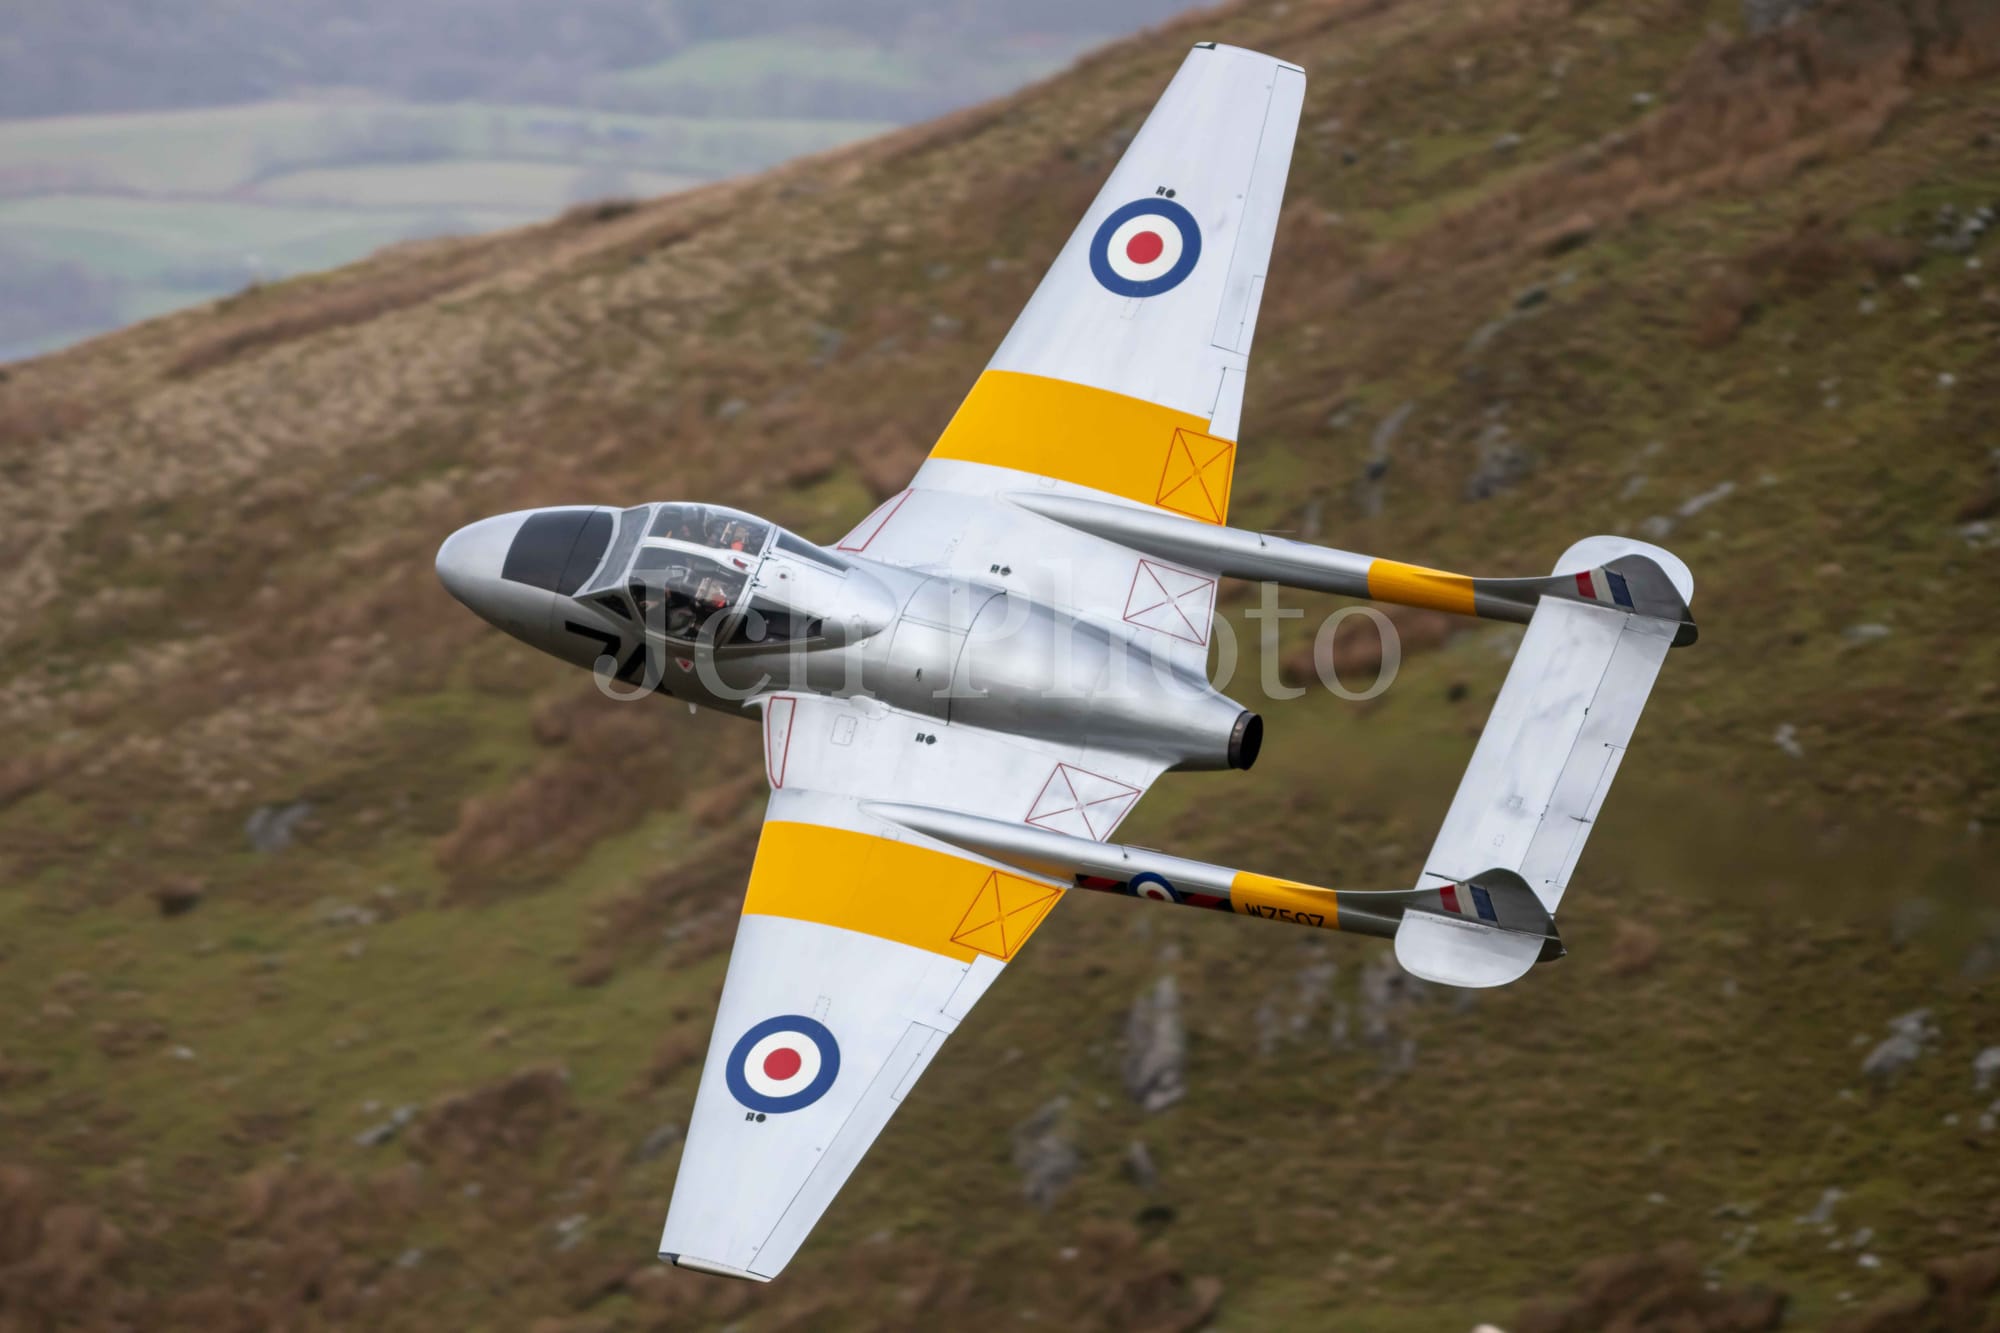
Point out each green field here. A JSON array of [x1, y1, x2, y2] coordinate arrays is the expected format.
[[0, 97, 897, 362], [592, 34, 930, 105], [0, 100, 891, 195], [253, 162, 703, 213]]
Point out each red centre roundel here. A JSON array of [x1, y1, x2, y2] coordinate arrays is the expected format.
[[726, 1014, 840, 1114], [1089, 198, 1201, 297], [1125, 230, 1165, 265]]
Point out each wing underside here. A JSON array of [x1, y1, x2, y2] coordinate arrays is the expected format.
[[831, 43, 1305, 664], [659, 694, 1165, 1279], [664, 41, 1308, 1280], [914, 43, 1306, 516]]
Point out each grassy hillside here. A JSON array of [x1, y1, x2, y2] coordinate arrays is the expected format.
[[2, 0, 1998, 1329]]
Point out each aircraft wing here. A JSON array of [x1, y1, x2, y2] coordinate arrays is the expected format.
[[835, 43, 1304, 667], [658, 692, 1167, 1280]]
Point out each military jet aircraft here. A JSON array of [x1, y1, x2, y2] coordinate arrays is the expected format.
[[436, 42, 1696, 1282]]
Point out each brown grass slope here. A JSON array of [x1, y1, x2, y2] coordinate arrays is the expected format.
[[2, 0, 1999, 1328]]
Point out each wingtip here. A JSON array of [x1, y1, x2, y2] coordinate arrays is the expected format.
[[1189, 40, 1306, 73], [660, 1252, 772, 1283]]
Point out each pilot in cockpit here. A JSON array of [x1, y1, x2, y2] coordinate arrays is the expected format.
[[707, 513, 762, 552], [654, 506, 706, 544]]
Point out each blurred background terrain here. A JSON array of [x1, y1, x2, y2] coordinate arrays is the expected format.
[[0, 0, 1194, 362], [1, 0, 1998, 1329]]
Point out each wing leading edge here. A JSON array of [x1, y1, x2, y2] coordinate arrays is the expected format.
[[829, 44, 1304, 671], [660, 695, 1167, 1279], [657, 818, 1046, 1280], [907, 42, 1305, 526]]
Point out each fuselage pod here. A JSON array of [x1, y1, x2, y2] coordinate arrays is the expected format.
[[436, 499, 1257, 773]]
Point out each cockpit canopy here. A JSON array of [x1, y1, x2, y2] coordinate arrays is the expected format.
[[646, 503, 771, 555], [575, 502, 836, 646]]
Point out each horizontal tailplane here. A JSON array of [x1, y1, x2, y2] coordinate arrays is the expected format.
[[1416, 537, 1693, 917]]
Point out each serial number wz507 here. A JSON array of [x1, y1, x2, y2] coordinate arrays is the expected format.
[[1240, 903, 1326, 927]]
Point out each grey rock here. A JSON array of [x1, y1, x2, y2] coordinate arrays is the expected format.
[[552, 1213, 589, 1251], [354, 1103, 416, 1147], [1011, 1096, 1079, 1209], [1973, 1046, 2000, 1093], [1888, 1008, 1939, 1041], [396, 1248, 424, 1269], [1743, 0, 1814, 32], [1371, 401, 1415, 455], [1124, 1139, 1160, 1191], [1290, 960, 1338, 1041], [315, 898, 379, 928], [1797, 1186, 1844, 1226], [1123, 976, 1187, 1113], [1491, 131, 1524, 153], [809, 324, 845, 363], [1463, 318, 1510, 356], [634, 1122, 681, 1162], [1842, 623, 1892, 644], [714, 396, 748, 420], [1255, 958, 1339, 1056], [1639, 514, 1676, 540], [1677, 480, 1737, 519], [1963, 918, 2000, 979], [1773, 723, 1805, 760], [1358, 956, 1428, 1071], [245, 801, 312, 854], [1463, 422, 1533, 501], [1861, 1008, 1938, 1081], [1253, 998, 1284, 1058]]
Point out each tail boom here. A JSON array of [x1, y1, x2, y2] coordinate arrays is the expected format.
[[1012, 493, 1697, 645], [864, 801, 1561, 984]]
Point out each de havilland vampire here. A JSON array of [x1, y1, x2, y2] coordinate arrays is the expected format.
[[438, 43, 1697, 1282]]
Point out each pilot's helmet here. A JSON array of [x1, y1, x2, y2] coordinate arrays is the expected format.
[[662, 506, 703, 542]]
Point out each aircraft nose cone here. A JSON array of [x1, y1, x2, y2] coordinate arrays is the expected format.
[[435, 512, 528, 608]]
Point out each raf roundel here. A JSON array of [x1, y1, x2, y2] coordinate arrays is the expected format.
[[725, 1015, 841, 1115], [1127, 872, 1183, 904], [1088, 198, 1202, 298]]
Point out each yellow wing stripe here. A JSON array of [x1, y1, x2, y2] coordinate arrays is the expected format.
[[1229, 870, 1341, 929], [927, 370, 1235, 523], [744, 820, 1062, 962], [1364, 559, 1476, 617]]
